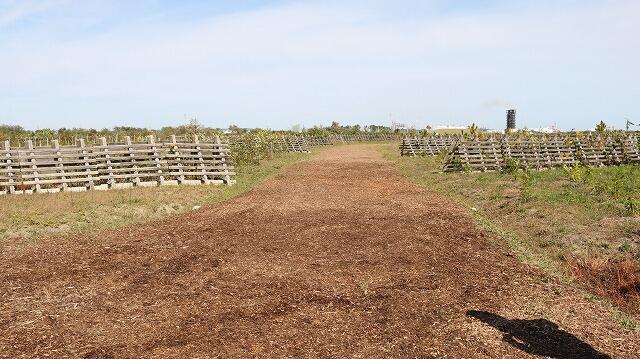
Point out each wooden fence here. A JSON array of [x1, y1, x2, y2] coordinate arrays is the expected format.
[[442, 135, 640, 172], [400, 136, 458, 156], [304, 136, 334, 147], [268, 133, 404, 154], [332, 133, 403, 143], [273, 137, 311, 153], [0, 135, 235, 195]]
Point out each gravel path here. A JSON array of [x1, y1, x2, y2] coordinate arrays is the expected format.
[[1, 144, 637, 358]]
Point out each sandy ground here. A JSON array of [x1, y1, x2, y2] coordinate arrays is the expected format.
[[1, 144, 638, 358]]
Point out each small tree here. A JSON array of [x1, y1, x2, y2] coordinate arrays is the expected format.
[[329, 121, 341, 134], [595, 120, 607, 133], [183, 118, 203, 138], [467, 123, 479, 137]]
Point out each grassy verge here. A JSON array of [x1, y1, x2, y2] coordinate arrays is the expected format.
[[380, 144, 640, 324], [0, 152, 307, 243]]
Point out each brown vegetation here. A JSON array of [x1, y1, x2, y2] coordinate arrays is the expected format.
[[570, 257, 640, 313]]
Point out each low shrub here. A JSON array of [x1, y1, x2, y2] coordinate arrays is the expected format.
[[563, 164, 591, 183], [448, 157, 463, 171], [502, 158, 520, 174], [517, 170, 536, 202]]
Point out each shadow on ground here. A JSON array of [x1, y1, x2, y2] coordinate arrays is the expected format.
[[467, 310, 610, 359]]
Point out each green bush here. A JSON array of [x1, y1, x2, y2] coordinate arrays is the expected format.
[[449, 157, 463, 171], [228, 130, 282, 165], [563, 165, 591, 183], [588, 166, 638, 200], [518, 170, 536, 202], [502, 158, 520, 174]]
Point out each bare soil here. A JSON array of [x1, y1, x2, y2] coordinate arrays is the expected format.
[[1, 144, 638, 358]]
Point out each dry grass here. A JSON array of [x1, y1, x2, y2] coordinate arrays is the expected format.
[[570, 257, 640, 313], [0, 152, 307, 243]]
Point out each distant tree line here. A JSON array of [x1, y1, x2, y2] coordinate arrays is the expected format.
[[0, 119, 222, 145], [0, 120, 401, 146]]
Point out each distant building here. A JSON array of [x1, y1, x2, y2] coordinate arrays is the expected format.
[[391, 121, 408, 131], [433, 125, 466, 130], [531, 127, 557, 133]]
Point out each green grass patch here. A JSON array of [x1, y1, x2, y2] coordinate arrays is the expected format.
[[0, 152, 308, 242]]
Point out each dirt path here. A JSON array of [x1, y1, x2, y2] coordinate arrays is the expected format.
[[1, 144, 638, 358]]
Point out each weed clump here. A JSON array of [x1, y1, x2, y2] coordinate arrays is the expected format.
[[624, 198, 640, 217]]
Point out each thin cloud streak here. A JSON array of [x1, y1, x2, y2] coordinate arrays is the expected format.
[[0, 0, 67, 26]]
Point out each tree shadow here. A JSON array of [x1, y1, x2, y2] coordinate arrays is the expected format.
[[466, 310, 611, 359]]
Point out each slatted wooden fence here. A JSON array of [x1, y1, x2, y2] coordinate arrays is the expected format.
[[286, 137, 311, 152], [400, 136, 458, 156], [444, 139, 503, 172], [333, 133, 402, 142], [443, 135, 640, 172], [503, 138, 577, 169], [0, 135, 235, 195], [304, 136, 334, 147], [271, 137, 310, 153]]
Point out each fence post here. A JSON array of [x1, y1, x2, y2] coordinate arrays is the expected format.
[[149, 135, 164, 186], [52, 139, 67, 192], [216, 136, 232, 185], [99, 137, 114, 188], [26, 139, 41, 193], [125, 136, 140, 186], [78, 139, 95, 190], [193, 135, 207, 183], [171, 135, 184, 184], [3, 140, 16, 194]]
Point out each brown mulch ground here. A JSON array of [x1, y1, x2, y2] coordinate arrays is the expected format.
[[1, 144, 638, 358]]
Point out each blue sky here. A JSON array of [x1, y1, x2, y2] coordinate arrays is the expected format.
[[1, 0, 638, 131]]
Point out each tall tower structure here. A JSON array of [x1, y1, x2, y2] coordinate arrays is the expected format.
[[506, 109, 516, 132]]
